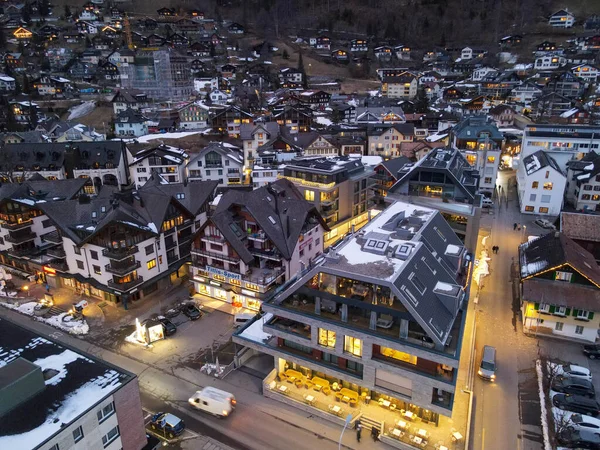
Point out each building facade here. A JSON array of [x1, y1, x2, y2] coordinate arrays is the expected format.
[[516, 150, 566, 216]]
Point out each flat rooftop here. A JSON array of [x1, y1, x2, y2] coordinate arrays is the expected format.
[[0, 318, 133, 448], [323, 202, 436, 280]]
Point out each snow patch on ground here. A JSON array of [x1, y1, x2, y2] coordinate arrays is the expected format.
[[0, 301, 37, 315], [201, 362, 225, 377], [536, 359, 553, 450], [129, 131, 204, 143], [473, 249, 491, 285], [315, 116, 332, 126], [67, 101, 96, 120], [0, 301, 89, 335]]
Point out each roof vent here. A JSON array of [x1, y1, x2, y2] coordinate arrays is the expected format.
[[395, 243, 415, 260]]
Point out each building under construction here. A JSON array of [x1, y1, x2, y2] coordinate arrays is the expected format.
[[120, 49, 193, 101]]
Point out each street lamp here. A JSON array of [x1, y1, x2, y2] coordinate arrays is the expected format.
[[338, 413, 353, 450]]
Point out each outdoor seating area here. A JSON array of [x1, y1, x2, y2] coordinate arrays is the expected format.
[[265, 368, 465, 450]]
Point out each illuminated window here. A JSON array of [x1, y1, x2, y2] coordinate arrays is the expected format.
[[543, 182, 553, 190], [380, 347, 417, 364], [147, 259, 156, 270], [305, 190, 315, 201], [318, 328, 336, 347], [487, 156, 495, 163], [532, 181, 539, 189], [344, 336, 362, 357], [539, 207, 549, 213], [525, 206, 534, 212]]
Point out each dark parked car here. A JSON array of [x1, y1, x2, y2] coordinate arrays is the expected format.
[[557, 428, 600, 449], [149, 412, 185, 438], [553, 394, 600, 417], [158, 317, 177, 336], [181, 303, 202, 320], [552, 375, 596, 398], [583, 344, 600, 359]]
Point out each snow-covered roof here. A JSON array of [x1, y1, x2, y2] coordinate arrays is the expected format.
[[236, 313, 272, 344], [0, 318, 133, 448]]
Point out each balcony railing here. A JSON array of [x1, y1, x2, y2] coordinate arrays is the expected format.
[[249, 247, 282, 261], [105, 260, 141, 275], [1, 219, 33, 231], [8, 246, 38, 257], [247, 231, 267, 241], [5, 232, 36, 244], [201, 234, 227, 243], [102, 245, 139, 260], [41, 230, 62, 244], [205, 162, 223, 168], [46, 247, 66, 259], [107, 276, 144, 292], [191, 247, 240, 263]]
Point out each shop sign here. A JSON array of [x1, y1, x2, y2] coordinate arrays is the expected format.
[[241, 289, 256, 297], [206, 265, 241, 281]]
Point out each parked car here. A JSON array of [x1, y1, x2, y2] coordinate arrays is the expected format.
[[157, 316, 177, 336], [481, 197, 494, 208], [551, 375, 596, 398], [149, 412, 185, 438], [583, 344, 600, 359], [564, 412, 600, 432], [553, 394, 600, 417], [557, 428, 600, 448], [556, 364, 592, 381], [181, 303, 202, 320], [534, 218, 556, 229]]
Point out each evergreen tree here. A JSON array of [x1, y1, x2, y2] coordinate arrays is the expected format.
[[21, 2, 32, 24], [0, 26, 5, 48], [38, 0, 50, 18], [22, 75, 30, 95], [64, 5, 71, 19], [28, 104, 38, 129], [414, 87, 430, 113], [297, 50, 305, 73]]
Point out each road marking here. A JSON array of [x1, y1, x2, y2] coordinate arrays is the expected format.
[[482, 427, 485, 450]]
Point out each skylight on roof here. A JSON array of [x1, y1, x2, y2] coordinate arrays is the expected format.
[[268, 216, 276, 225], [229, 223, 242, 237]]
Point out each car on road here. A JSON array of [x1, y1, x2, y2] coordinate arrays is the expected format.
[[557, 428, 600, 448], [551, 375, 596, 398], [583, 344, 600, 359], [181, 303, 202, 320], [553, 394, 600, 417], [149, 412, 185, 438], [564, 412, 600, 432], [189, 386, 237, 418], [556, 364, 592, 381], [157, 316, 177, 336], [534, 218, 556, 230]]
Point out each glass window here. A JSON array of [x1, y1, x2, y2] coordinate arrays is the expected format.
[[147, 259, 156, 270], [102, 426, 120, 448], [97, 402, 115, 423], [539, 207, 549, 213], [74, 245, 81, 255], [525, 206, 534, 212], [76, 260, 84, 270], [380, 346, 417, 364], [529, 194, 536, 201], [145, 244, 154, 255], [543, 182, 553, 190], [555, 322, 564, 331], [575, 325, 584, 335], [73, 425, 84, 442], [577, 310, 590, 320], [90, 250, 98, 260], [93, 265, 101, 275], [531, 181, 539, 189], [344, 336, 362, 357], [305, 190, 314, 201], [555, 271, 572, 282], [318, 328, 336, 347], [541, 195, 551, 203]]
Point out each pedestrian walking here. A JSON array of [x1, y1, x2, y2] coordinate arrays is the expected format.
[[513, 223, 517, 231], [496, 246, 500, 254], [518, 224, 521, 231], [371, 427, 379, 441], [356, 424, 362, 442], [45, 283, 50, 293], [491, 246, 495, 254]]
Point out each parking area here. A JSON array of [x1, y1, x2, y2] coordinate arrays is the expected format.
[[143, 408, 198, 444]]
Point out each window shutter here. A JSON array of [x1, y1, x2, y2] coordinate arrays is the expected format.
[[534, 302, 539, 310], [590, 312, 595, 320], [573, 309, 579, 317], [549, 305, 555, 313], [565, 308, 571, 316]]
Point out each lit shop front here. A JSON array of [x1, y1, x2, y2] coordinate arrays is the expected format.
[[192, 265, 267, 311]]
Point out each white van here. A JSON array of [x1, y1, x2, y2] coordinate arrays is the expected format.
[[233, 313, 254, 328], [189, 387, 237, 418], [481, 197, 494, 208]]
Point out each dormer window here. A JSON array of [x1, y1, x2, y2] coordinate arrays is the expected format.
[[91, 211, 97, 218], [176, 193, 185, 199]]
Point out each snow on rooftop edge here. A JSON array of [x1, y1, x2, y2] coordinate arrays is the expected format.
[[238, 313, 273, 344]]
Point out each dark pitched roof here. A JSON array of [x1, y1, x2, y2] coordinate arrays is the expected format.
[[560, 212, 600, 243], [519, 232, 600, 285], [211, 179, 326, 263], [378, 156, 411, 178], [367, 123, 415, 137], [522, 150, 564, 176], [0, 177, 89, 205], [129, 144, 188, 166]]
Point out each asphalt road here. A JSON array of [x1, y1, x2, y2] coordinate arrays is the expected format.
[[470, 170, 541, 450]]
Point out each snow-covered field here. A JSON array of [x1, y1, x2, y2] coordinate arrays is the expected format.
[[67, 101, 96, 120], [123, 129, 212, 143], [0, 301, 89, 335]]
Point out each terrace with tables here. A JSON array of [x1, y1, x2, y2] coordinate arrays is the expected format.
[[263, 367, 464, 450]]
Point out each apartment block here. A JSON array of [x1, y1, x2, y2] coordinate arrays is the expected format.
[[190, 179, 326, 310], [234, 201, 470, 423], [0, 318, 147, 450], [280, 156, 376, 246]]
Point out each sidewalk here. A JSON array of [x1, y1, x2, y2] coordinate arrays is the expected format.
[[0, 305, 392, 450]]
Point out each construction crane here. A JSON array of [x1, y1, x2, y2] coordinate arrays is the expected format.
[[124, 13, 133, 50]]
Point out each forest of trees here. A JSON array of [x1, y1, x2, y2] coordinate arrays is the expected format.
[[186, 0, 587, 47]]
